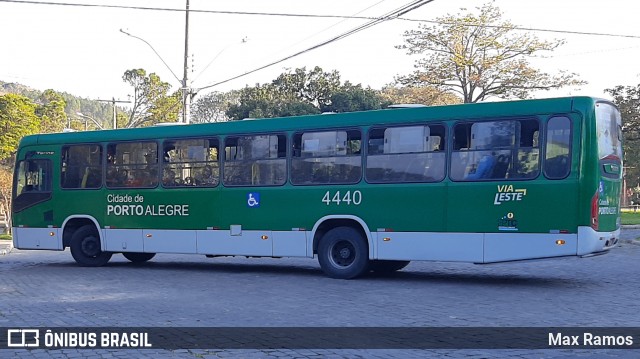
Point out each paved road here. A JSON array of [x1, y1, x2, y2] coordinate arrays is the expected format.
[[0, 232, 639, 358]]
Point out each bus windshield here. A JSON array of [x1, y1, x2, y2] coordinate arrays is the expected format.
[[595, 102, 623, 161]]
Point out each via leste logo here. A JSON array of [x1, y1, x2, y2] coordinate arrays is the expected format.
[[493, 184, 527, 205]]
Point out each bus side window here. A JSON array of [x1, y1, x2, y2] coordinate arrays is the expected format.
[[162, 138, 219, 188], [365, 124, 445, 183], [223, 134, 286, 186], [61, 144, 102, 189], [291, 130, 362, 185], [513, 120, 540, 179], [451, 119, 540, 181], [106, 142, 158, 188], [544, 116, 571, 179]]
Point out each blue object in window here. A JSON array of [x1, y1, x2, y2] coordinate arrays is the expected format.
[[466, 155, 496, 180]]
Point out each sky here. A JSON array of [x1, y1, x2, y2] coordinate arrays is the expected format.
[[1, 0, 639, 106]]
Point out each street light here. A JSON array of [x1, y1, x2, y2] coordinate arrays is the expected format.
[[120, 28, 191, 124], [76, 112, 104, 130], [119, 29, 182, 84]]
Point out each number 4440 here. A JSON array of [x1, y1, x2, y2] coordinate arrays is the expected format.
[[322, 190, 362, 206]]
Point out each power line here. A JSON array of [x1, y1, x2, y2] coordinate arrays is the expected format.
[[2, 0, 640, 39], [194, 0, 437, 93]]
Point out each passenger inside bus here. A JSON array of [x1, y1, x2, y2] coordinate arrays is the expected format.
[[465, 154, 496, 180], [196, 165, 218, 186]]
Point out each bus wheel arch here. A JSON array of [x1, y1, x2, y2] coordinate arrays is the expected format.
[[69, 225, 112, 267], [62, 216, 111, 267], [312, 216, 372, 279], [62, 216, 102, 249]]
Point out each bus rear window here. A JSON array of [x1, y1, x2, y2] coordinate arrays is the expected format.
[[595, 102, 623, 161]]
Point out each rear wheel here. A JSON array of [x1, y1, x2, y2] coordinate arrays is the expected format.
[[369, 260, 411, 274], [317, 226, 369, 279], [70, 225, 112, 267], [123, 252, 156, 263]]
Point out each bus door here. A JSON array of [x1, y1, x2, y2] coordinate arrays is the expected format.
[[446, 118, 572, 262], [12, 149, 60, 250], [594, 102, 623, 231], [365, 124, 448, 261]]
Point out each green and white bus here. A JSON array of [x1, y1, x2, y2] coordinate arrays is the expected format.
[[12, 96, 623, 278]]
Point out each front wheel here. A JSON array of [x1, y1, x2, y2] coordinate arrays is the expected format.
[[123, 252, 156, 263], [70, 225, 112, 267], [317, 226, 369, 279]]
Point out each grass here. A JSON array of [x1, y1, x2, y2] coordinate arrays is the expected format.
[[0, 234, 12, 241], [621, 211, 640, 225]]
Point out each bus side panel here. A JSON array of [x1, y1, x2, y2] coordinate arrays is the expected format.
[[362, 183, 447, 232], [104, 229, 143, 252], [376, 232, 482, 262], [13, 227, 62, 250], [484, 233, 577, 262]]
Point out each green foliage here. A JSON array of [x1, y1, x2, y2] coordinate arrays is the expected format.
[[321, 82, 391, 113], [227, 83, 320, 120], [606, 83, 640, 187], [122, 69, 180, 128], [621, 212, 640, 225], [36, 89, 67, 133], [381, 84, 461, 106], [0, 94, 40, 160], [1, 81, 114, 129], [272, 66, 341, 107], [396, 2, 584, 103], [225, 67, 391, 120], [191, 91, 240, 123]]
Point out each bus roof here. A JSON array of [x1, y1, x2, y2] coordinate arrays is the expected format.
[[20, 96, 597, 147]]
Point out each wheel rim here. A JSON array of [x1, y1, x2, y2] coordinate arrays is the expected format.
[[81, 235, 101, 257], [329, 240, 356, 268]]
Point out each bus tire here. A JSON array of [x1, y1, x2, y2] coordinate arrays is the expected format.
[[70, 225, 112, 267], [123, 252, 156, 263], [369, 260, 411, 273], [317, 226, 369, 279]]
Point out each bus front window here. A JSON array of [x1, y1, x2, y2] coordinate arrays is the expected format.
[[15, 159, 51, 196]]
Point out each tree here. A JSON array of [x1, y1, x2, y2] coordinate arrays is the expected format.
[[36, 89, 67, 133], [227, 84, 320, 120], [191, 91, 240, 123], [321, 82, 391, 113], [122, 69, 180, 128], [273, 66, 341, 107], [606, 84, 640, 189], [227, 67, 391, 120], [0, 93, 40, 160], [396, 2, 584, 103], [0, 166, 12, 234], [381, 85, 461, 106]]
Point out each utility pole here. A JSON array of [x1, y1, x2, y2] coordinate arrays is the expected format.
[[96, 98, 131, 129], [182, 0, 191, 124]]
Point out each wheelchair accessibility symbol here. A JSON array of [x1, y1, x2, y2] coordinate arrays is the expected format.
[[247, 192, 260, 208]]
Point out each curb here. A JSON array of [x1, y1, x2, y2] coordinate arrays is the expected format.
[[0, 241, 13, 255], [620, 225, 640, 245], [621, 225, 640, 229], [621, 238, 640, 246]]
